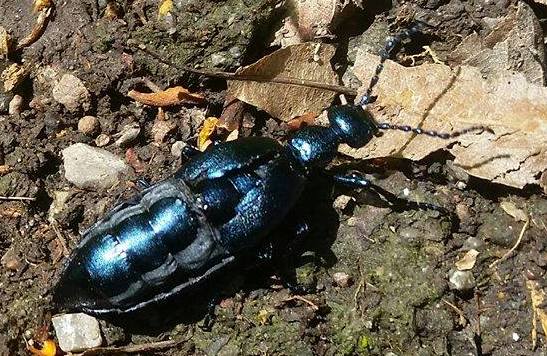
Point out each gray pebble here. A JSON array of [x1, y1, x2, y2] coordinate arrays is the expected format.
[[8, 94, 22, 115], [62, 143, 132, 190], [448, 270, 476, 292], [171, 141, 186, 158], [52, 313, 102, 352], [462, 235, 485, 251]]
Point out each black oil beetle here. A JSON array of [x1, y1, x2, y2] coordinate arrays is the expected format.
[[53, 25, 492, 322]]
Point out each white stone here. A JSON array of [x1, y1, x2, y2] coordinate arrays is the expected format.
[[52, 313, 102, 352]]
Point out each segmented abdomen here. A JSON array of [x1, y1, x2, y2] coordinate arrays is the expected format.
[[55, 179, 226, 313]]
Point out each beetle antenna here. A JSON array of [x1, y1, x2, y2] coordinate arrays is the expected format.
[[358, 23, 422, 106], [377, 123, 494, 138]]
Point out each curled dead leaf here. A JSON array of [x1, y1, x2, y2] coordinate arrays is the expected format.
[[128, 86, 205, 107], [198, 117, 219, 151], [348, 52, 547, 189], [228, 43, 338, 122], [455, 249, 479, 271]]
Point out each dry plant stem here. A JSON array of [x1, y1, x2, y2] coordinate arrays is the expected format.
[[133, 43, 357, 96], [442, 299, 467, 326], [80, 339, 183, 355], [0, 195, 35, 201], [16, 8, 52, 50], [489, 216, 530, 268], [285, 295, 319, 311]]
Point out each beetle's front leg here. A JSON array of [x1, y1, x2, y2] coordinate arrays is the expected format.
[[332, 171, 450, 216]]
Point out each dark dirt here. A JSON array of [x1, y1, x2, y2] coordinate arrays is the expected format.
[[0, 0, 546, 355]]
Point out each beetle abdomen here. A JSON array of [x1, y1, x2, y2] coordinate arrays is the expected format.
[[54, 179, 227, 314]]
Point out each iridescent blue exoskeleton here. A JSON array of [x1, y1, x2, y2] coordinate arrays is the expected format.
[[53, 25, 492, 324]]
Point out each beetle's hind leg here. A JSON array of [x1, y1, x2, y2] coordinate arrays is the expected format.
[[332, 171, 451, 216], [259, 222, 317, 294]]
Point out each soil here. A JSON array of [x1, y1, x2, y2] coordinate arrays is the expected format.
[[0, 0, 546, 355]]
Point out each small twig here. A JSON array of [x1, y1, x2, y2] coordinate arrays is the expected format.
[[0, 195, 36, 201], [50, 220, 70, 257], [353, 260, 365, 310], [489, 216, 530, 269], [442, 299, 467, 327], [284, 295, 319, 311], [131, 43, 357, 96], [81, 339, 184, 355]]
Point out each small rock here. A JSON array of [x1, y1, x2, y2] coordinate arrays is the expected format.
[[462, 235, 485, 251], [0, 91, 14, 113], [114, 123, 140, 147], [333, 194, 353, 211], [211, 52, 228, 67], [171, 141, 186, 158], [1, 247, 23, 271], [78, 116, 100, 136], [448, 270, 476, 292], [95, 133, 110, 147], [48, 190, 72, 223], [52, 313, 102, 352], [455, 203, 471, 221], [151, 119, 176, 143], [8, 94, 22, 115], [52, 74, 91, 112], [332, 271, 353, 288], [62, 143, 132, 190], [512, 332, 520, 342]]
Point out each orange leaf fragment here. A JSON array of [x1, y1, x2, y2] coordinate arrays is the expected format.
[[287, 112, 317, 131], [27, 339, 57, 356], [128, 86, 205, 107], [198, 117, 219, 151]]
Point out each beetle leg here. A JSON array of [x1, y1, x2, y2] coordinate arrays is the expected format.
[[199, 297, 219, 331], [271, 221, 315, 294], [332, 171, 451, 216], [136, 178, 151, 190], [182, 144, 200, 159]]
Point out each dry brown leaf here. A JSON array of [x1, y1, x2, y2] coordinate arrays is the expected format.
[[198, 117, 219, 151], [449, 2, 545, 85], [287, 112, 317, 130], [500, 201, 528, 222], [228, 43, 338, 122], [455, 249, 479, 271], [526, 279, 547, 349], [348, 52, 547, 189], [219, 95, 245, 131], [287, 0, 347, 40], [128, 86, 205, 107]]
